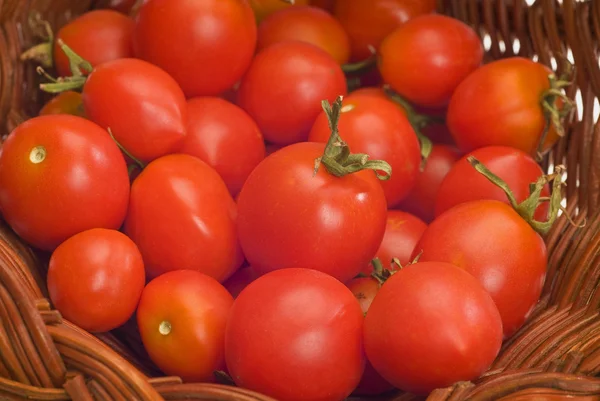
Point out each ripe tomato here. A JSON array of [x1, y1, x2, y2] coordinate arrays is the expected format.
[[225, 268, 365, 401], [124, 154, 244, 282], [137, 270, 233, 382], [93, 0, 137, 14], [237, 41, 347, 145], [257, 6, 350, 64], [180, 97, 266, 197], [223, 265, 258, 298], [133, 0, 257, 97], [379, 14, 483, 109], [39, 91, 85, 118], [0, 115, 129, 251], [54, 10, 134, 77], [447, 57, 562, 156], [334, 0, 436, 61], [364, 262, 503, 395], [310, 0, 336, 12], [47, 229, 145, 332], [82, 58, 187, 163], [414, 200, 548, 338], [249, 0, 310, 22]]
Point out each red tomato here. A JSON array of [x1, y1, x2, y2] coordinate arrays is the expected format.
[[447, 57, 561, 156], [39, 91, 85, 117], [310, 0, 336, 12], [133, 0, 257, 97], [180, 97, 266, 197], [47, 228, 145, 333], [414, 200, 548, 338], [225, 268, 365, 401], [124, 154, 244, 282], [249, 0, 310, 22], [364, 262, 503, 395], [137, 270, 233, 382], [94, 0, 137, 14], [54, 10, 134, 77], [378, 14, 483, 109], [223, 265, 258, 298], [82, 58, 187, 163], [0, 115, 130, 251], [257, 6, 350, 64], [237, 41, 347, 145]]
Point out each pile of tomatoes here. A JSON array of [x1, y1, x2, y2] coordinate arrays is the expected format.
[[1, 0, 572, 400]]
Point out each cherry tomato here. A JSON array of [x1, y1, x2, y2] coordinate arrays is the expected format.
[[447, 57, 561, 156], [133, 0, 257, 97], [124, 154, 244, 282], [223, 265, 258, 298], [237, 41, 347, 145], [180, 97, 266, 197], [137, 270, 233, 382], [225, 268, 365, 401], [414, 200, 548, 338], [249, 0, 310, 22], [82, 58, 187, 163], [54, 10, 134, 77], [364, 262, 503, 395], [47, 228, 145, 333], [379, 14, 483, 109], [39, 91, 85, 117], [0, 115, 129, 251], [257, 6, 350, 64], [334, 0, 436, 61], [310, 0, 336, 12]]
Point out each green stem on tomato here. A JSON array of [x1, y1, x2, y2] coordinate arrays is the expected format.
[[342, 46, 377, 74], [108, 128, 146, 170], [38, 39, 93, 94], [20, 14, 54, 69]]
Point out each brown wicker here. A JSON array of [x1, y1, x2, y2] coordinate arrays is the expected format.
[[1, 0, 600, 400]]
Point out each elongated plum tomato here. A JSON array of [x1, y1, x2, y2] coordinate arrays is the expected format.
[[47, 228, 145, 333], [248, 0, 309, 22], [39, 91, 85, 118], [237, 41, 347, 145], [447, 57, 561, 156], [137, 270, 233, 382], [133, 0, 257, 97], [0, 115, 129, 251], [364, 262, 503, 395], [414, 200, 547, 338], [225, 268, 365, 401], [82, 58, 187, 163], [379, 14, 483, 109], [124, 154, 244, 282]]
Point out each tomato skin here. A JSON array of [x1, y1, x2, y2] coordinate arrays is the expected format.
[[181, 97, 266, 197], [223, 265, 258, 298], [225, 268, 365, 401], [249, 0, 310, 22], [310, 0, 336, 12], [0, 115, 129, 251], [133, 0, 257, 97], [237, 142, 387, 283], [237, 41, 347, 145], [93, 0, 137, 14], [124, 154, 244, 282], [39, 91, 85, 118], [137, 270, 233, 382], [364, 262, 503, 395], [414, 200, 547, 338], [347, 276, 380, 313]]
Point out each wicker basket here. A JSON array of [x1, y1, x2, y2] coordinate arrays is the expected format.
[[1, 0, 600, 400]]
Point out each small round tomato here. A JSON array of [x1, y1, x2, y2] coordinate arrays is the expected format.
[[0, 115, 130, 251], [237, 41, 347, 145], [249, 0, 310, 22], [39, 91, 85, 117], [223, 265, 258, 298], [47, 228, 145, 333], [364, 262, 503, 395], [54, 10, 134, 77], [181, 97, 266, 197], [225, 268, 365, 401], [133, 0, 257, 97], [137, 270, 233, 382]]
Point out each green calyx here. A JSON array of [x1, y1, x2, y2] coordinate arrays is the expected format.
[[38, 39, 92, 93], [20, 14, 54, 69], [370, 252, 422, 285]]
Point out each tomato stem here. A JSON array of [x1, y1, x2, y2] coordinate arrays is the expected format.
[[342, 46, 377, 74], [108, 128, 147, 170], [20, 13, 54, 69], [38, 40, 93, 94]]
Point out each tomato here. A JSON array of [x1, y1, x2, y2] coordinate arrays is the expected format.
[[225, 268, 365, 401], [399, 145, 461, 223], [334, 0, 436, 61], [447, 57, 562, 156], [133, 0, 257, 97], [310, 0, 336, 12], [378, 14, 483, 109], [435, 146, 550, 221], [54, 10, 134, 77], [124, 154, 244, 282], [0, 115, 129, 251], [82, 58, 187, 163], [47, 228, 145, 333], [137, 270, 233, 382], [39, 91, 85, 117], [237, 41, 347, 145], [180, 97, 266, 197], [223, 265, 258, 298], [414, 200, 548, 338], [257, 6, 350, 64], [93, 0, 137, 14], [364, 262, 503, 395], [248, 0, 310, 22], [308, 94, 421, 207]]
